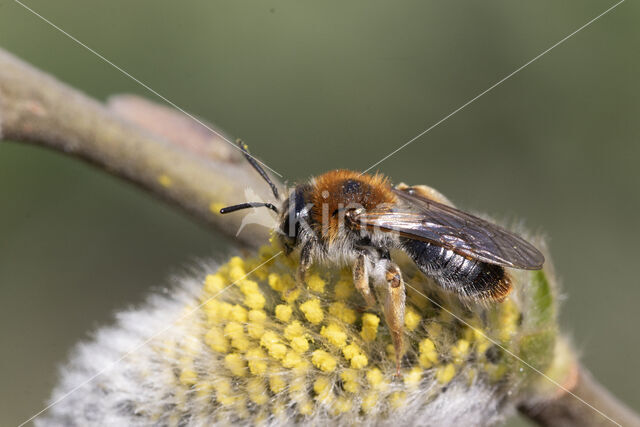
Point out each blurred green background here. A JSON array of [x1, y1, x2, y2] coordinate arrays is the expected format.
[[1, 1, 638, 425]]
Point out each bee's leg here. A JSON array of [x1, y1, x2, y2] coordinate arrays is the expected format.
[[383, 262, 406, 376], [353, 254, 376, 308], [288, 242, 312, 296], [297, 242, 313, 283], [394, 183, 454, 206]]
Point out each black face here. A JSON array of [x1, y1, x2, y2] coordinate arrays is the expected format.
[[278, 184, 312, 253]]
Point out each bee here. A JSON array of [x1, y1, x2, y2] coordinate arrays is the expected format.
[[221, 141, 544, 372]]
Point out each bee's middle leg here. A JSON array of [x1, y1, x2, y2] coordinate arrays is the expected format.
[[353, 254, 376, 308], [383, 262, 406, 376]]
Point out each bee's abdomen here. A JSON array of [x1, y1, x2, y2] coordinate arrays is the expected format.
[[402, 239, 512, 301]]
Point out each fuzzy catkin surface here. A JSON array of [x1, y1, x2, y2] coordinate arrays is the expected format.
[[37, 241, 556, 426]]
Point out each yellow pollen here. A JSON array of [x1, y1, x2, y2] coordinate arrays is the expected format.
[[332, 396, 352, 414], [247, 378, 268, 405], [179, 369, 197, 386], [340, 369, 360, 393], [361, 392, 378, 413], [366, 368, 387, 390], [342, 343, 368, 369], [268, 273, 284, 292], [204, 327, 227, 353], [334, 279, 354, 299], [284, 321, 305, 340], [404, 307, 422, 331], [306, 274, 326, 293], [223, 321, 244, 341], [390, 391, 407, 409], [230, 305, 248, 323], [404, 366, 423, 389], [360, 313, 380, 342], [320, 323, 348, 348], [328, 302, 357, 324], [229, 265, 246, 282], [299, 299, 324, 324], [419, 338, 439, 368], [248, 309, 267, 323], [299, 401, 314, 415], [311, 350, 337, 372], [281, 350, 303, 369], [239, 279, 259, 294], [282, 287, 301, 304], [157, 174, 173, 188], [224, 353, 246, 377], [313, 376, 332, 402], [260, 331, 287, 360], [290, 336, 309, 353], [246, 347, 268, 375], [214, 379, 236, 406], [451, 339, 470, 364], [275, 304, 293, 322], [244, 292, 265, 310], [269, 375, 286, 393], [204, 274, 226, 293], [436, 363, 456, 384]]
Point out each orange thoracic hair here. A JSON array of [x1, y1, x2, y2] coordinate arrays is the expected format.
[[310, 170, 396, 241]]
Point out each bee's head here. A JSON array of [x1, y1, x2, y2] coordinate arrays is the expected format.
[[278, 184, 312, 254]]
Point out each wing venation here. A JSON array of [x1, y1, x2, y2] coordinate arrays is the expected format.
[[348, 187, 544, 270]]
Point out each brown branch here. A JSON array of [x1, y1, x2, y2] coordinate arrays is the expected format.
[[0, 48, 280, 249], [519, 363, 640, 426]]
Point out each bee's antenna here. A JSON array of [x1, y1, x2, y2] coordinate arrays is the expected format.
[[236, 139, 280, 200], [220, 202, 279, 214]]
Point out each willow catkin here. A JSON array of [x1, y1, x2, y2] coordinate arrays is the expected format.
[[38, 235, 562, 426]]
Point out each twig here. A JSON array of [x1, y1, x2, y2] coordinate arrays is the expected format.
[[519, 363, 640, 426], [0, 48, 280, 249]]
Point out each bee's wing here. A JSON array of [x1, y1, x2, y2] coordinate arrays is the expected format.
[[349, 187, 544, 270]]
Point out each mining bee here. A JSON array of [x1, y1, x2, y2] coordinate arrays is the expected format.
[[221, 141, 544, 372]]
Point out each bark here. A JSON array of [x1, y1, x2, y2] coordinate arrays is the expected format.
[[0, 48, 280, 249], [519, 363, 640, 427]]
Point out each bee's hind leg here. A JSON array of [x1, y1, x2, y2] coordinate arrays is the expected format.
[[383, 262, 406, 376], [353, 254, 376, 309]]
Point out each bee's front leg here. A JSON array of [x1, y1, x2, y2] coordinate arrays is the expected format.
[[295, 241, 313, 287], [383, 263, 406, 376], [353, 254, 376, 308]]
